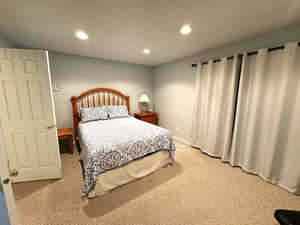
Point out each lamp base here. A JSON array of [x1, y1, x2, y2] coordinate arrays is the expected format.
[[139, 102, 149, 113]]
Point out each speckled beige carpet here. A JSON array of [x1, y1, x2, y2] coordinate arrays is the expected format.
[[13, 141, 300, 225]]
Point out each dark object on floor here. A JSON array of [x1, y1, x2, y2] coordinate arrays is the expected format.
[[274, 209, 300, 225]]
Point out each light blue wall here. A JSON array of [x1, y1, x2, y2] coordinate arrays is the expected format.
[[48, 52, 154, 129], [0, 32, 13, 225]]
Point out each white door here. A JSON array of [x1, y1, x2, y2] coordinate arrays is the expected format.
[[0, 48, 62, 183]]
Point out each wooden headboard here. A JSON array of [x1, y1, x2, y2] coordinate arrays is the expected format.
[[70, 88, 130, 139]]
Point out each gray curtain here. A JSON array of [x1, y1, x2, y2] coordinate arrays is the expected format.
[[229, 42, 300, 194], [192, 55, 240, 161]]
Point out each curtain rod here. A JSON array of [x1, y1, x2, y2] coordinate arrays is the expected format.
[[191, 42, 300, 67]]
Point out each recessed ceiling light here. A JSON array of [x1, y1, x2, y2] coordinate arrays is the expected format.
[[142, 48, 151, 54], [75, 31, 89, 40], [180, 24, 192, 35]]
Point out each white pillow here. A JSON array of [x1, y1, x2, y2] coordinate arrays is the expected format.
[[108, 105, 129, 119], [80, 106, 108, 122]]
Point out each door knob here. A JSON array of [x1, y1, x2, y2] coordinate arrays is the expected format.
[[3, 178, 10, 184], [47, 124, 57, 129], [9, 168, 18, 177]]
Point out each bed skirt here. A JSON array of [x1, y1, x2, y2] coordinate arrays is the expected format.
[[88, 150, 172, 198]]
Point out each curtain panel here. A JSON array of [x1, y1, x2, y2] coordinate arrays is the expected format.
[[229, 42, 300, 194], [192, 42, 300, 194], [192, 55, 241, 161]]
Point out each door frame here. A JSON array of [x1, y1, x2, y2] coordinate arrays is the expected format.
[[0, 124, 19, 225]]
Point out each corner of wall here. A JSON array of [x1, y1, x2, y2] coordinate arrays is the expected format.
[[0, 33, 14, 48]]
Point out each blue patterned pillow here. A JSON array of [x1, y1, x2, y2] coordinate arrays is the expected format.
[[80, 106, 108, 122], [108, 105, 129, 119]]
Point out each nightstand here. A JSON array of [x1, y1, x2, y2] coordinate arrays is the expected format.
[[134, 112, 158, 125], [58, 128, 73, 154]]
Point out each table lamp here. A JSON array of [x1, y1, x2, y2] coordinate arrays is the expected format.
[[139, 94, 150, 113]]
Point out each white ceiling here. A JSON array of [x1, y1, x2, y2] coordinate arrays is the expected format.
[[1, 0, 300, 65]]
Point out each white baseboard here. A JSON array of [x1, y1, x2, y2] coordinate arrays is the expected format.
[[173, 136, 191, 146]]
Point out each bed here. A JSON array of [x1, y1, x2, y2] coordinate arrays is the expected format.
[[71, 88, 175, 198]]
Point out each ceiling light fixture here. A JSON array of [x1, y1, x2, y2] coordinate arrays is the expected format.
[[180, 24, 192, 35], [142, 48, 151, 54], [75, 31, 89, 40]]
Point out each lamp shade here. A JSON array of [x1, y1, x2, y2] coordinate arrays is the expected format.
[[139, 94, 150, 102]]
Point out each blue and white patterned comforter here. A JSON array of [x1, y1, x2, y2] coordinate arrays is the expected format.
[[79, 117, 175, 196]]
